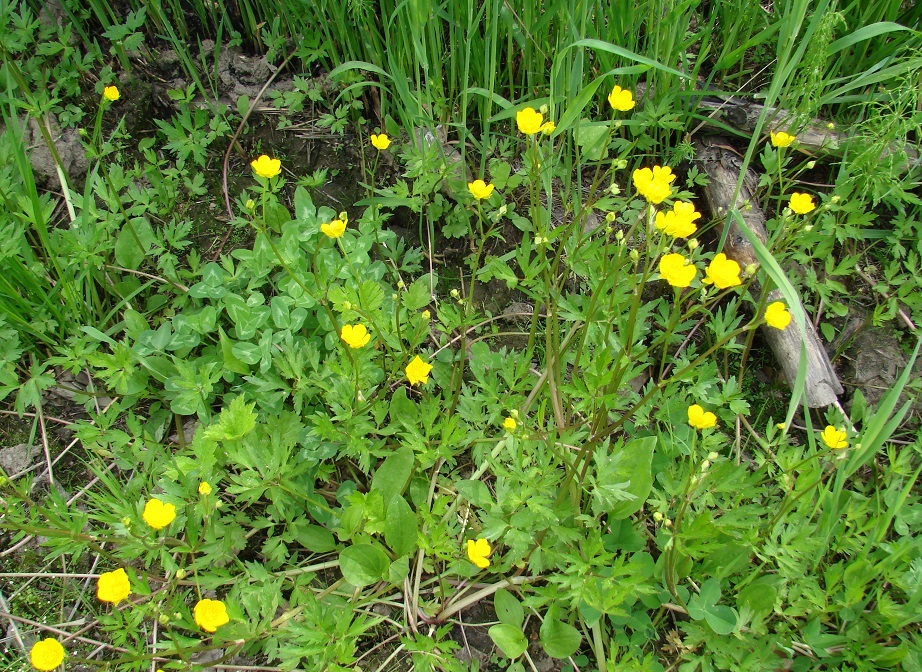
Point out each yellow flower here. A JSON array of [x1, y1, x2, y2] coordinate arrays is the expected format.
[[659, 253, 697, 288], [370, 133, 391, 150], [405, 355, 433, 386], [341, 324, 371, 349], [320, 218, 347, 238], [764, 302, 792, 330], [654, 201, 701, 238], [142, 498, 176, 530], [703, 253, 742, 289], [789, 192, 816, 214], [770, 131, 796, 147], [103, 85, 120, 102], [516, 107, 544, 135], [467, 538, 491, 569], [467, 179, 495, 200], [193, 598, 230, 633], [97, 567, 131, 604], [821, 425, 848, 450], [540, 120, 556, 135], [30, 639, 65, 671], [503, 417, 517, 431], [250, 154, 281, 179], [421, 310, 431, 320], [198, 481, 212, 495], [608, 85, 635, 112], [632, 165, 675, 204], [688, 404, 717, 429]]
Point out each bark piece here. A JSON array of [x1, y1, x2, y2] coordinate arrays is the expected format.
[[694, 136, 843, 408]]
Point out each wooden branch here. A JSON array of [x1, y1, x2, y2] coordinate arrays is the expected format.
[[693, 94, 920, 168], [693, 136, 844, 408]]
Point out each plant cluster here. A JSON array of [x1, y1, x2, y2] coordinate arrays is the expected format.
[[1, 2, 922, 672]]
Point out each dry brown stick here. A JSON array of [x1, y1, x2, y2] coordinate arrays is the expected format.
[[694, 136, 843, 408]]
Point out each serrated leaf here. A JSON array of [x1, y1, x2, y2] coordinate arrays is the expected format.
[[203, 395, 257, 441], [402, 274, 433, 311], [339, 543, 389, 587], [488, 624, 527, 659]]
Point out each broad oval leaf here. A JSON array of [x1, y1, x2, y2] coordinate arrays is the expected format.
[[339, 543, 389, 587]]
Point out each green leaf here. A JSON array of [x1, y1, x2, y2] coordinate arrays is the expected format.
[[389, 386, 418, 429], [204, 395, 257, 441], [573, 121, 609, 161], [384, 495, 418, 557], [339, 543, 390, 587], [402, 274, 433, 311], [539, 614, 582, 659], [114, 218, 155, 270], [596, 436, 655, 519], [494, 589, 524, 629], [456, 479, 494, 508], [370, 445, 415, 503], [488, 624, 528, 659], [291, 521, 337, 553]]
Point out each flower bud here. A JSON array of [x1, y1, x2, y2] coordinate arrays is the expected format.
[[827, 122, 835, 130], [831, 195, 840, 203], [707, 452, 720, 461], [397, 280, 406, 289], [605, 212, 617, 223], [806, 161, 816, 169], [338, 211, 348, 222], [158, 613, 170, 625], [687, 239, 699, 250], [629, 249, 640, 262], [615, 159, 628, 170], [175, 568, 187, 580], [245, 199, 255, 210], [744, 263, 758, 276], [804, 224, 813, 232], [421, 310, 430, 320], [498, 205, 508, 216], [701, 460, 711, 471], [539, 104, 549, 115], [343, 301, 353, 311], [653, 511, 664, 522], [450, 289, 460, 298]]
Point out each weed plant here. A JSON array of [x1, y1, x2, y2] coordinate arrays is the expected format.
[[1, 1, 922, 672]]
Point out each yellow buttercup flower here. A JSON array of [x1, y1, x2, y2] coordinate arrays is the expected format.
[[703, 253, 742, 289], [632, 165, 675, 204], [789, 192, 816, 214], [193, 598, 230, 633], [821, 425, 848, 450], [341, 324, 371, 349], [502, 417, 517, 431], [516, 107, 544, 135], [103, 85, 120, 102], [30, 639, 65, 671], [770, 131, 796, 147], [688, 404, 717, 429], [198, 481, 212, 495], [421, 310, 431, 320], [405, 355, 433, 386], [608, 85, 635, 112], [467, 179, 495, 200], [764, 302, 792, 330], [654, 201, 701, 238], [370, 133, 391, 150], [467, 538, 492, 569], [250, 154, 281, 179], [97, 567, 131, 604], [540, 120, 556, 135], [142, 497, 176, 530], [659, 253, 697, 288], [320, 218, 347, 238]]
